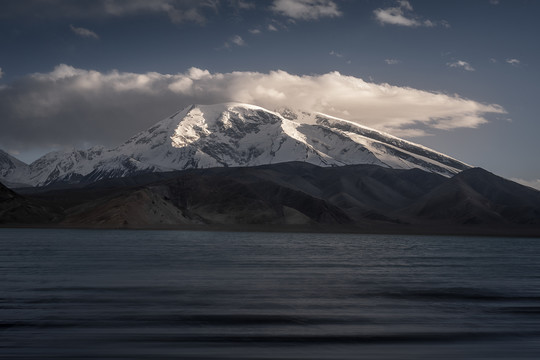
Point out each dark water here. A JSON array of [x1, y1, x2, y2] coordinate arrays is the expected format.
[[2, 229, 540, 359]]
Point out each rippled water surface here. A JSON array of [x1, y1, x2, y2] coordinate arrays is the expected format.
[[2, 229, 540, 359]]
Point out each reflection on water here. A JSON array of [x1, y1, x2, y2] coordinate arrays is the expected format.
[[2, 229, 540, 359]]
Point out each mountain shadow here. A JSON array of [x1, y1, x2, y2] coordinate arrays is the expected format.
[[3, 163, 540, 235], [0, 181, 60, 224], [403, 168, 540, 225]]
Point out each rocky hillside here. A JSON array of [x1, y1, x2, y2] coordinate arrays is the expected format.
[[8, 162, 538, 235]]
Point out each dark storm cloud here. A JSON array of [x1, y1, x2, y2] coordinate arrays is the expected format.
[[1, 0, 348, 24], [0, 66, 189, 150], [0, 0, 226, 24], [0, 0, 104, 19]]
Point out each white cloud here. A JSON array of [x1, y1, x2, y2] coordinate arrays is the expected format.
[[249, 28, 261, 34], [397, 0, 413, 11], [224, 35, 246, 48], [231, 35, 245, 46], [511, 178, 540, 191], [0, 67, 3, 79], [374, 0, 447, 27], [271, 0, 341, 20], [490, 0, 500, 5], [506, 58, 520, 66], [447, 60, 475, 72], [384, 59, 401, 65], [374, 3, 419, 26], [0, 65, 506, 152], [69, 24, 99, 39], [267, 24, 278, 31]]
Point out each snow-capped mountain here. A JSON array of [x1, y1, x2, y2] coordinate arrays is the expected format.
[[1, 103, 471, 187], [0, 150, 31, 188], [27, 146, 105, 186]]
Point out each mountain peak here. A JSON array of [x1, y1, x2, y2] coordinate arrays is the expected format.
[[1, 103, 471, 187]]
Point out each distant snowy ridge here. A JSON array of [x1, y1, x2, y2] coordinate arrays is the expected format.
[[0, 103, 470, 187], [0, 150, 31, 188]]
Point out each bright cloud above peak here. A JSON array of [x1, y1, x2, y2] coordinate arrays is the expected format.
[[0, 65, 505, 152]]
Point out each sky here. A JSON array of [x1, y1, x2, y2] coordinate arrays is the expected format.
[[0, 0, 539, 188]]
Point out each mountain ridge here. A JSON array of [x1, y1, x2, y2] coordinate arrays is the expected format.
[[3, 161, 539, 235], [0, 103, 470, 188]]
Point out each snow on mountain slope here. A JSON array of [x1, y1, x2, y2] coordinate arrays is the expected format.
[[24, 146, 167, 187], [27, 146, 105, 186], [0, 150, 31, 187], [113, 103, 469, 174], [1, 103, 471, 187]]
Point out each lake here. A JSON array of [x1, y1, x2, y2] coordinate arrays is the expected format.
[[2, 228, 540, 359]]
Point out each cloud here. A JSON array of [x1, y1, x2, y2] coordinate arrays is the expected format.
[[511, 178, 540, 191], [506, 58, 520, 66], [0, 67, 3, 79], [249, 28, 261, 34], [268, 24, 278, 31], [329, 50, 343, 58], [224, 35, 246, 48], [103, 0, 220, 24], [0, 0, 220, 24], [0, 64, 506, 154], [329, 51, 351, 64], [229, 0, 254, 9], [271, 0, 341, 20], [374, 0, 447, 27], [384, 59, 401, 65], [447, 60, 475, 71], [231, 35, 246, 46], [69, 24, 99, 39], [489, 0, 500, 5]]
